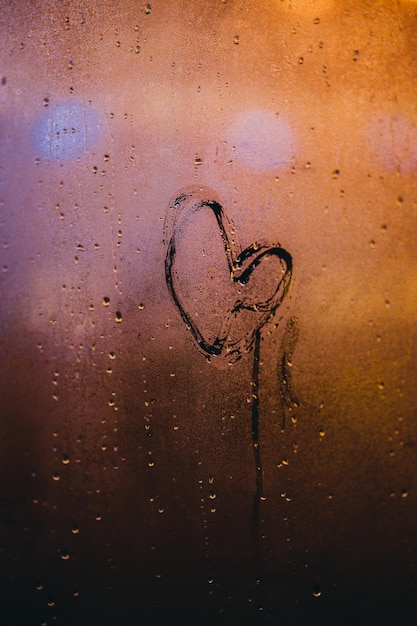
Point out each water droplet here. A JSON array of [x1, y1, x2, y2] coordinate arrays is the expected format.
[[68, 60, 74, 70], [43, 97, 49, 107], [233, 35, 240, 45], [102, 296, 110, 307], [194, 156, 203, 166], [313, 17, 320, 24], [144, 3, 152, 14], [52, 472, 60, 481], [138, 303, 145, 310], [62, 454, 70, 464], [368, 239, 376, 248], [332, 169, 340, 178], [312, 585, 322, 598], [298, 57, 304, 64], [71, 525, 79, 534], [114, 311, 122, 322]]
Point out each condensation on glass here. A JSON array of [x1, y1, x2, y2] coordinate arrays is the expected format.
[[1, 1, 417, 624]]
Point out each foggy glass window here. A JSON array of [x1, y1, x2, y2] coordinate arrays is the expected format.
[[1, 1, 417, 624]]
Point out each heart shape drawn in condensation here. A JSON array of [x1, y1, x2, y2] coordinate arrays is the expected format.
[[163, 186, 293, 365]]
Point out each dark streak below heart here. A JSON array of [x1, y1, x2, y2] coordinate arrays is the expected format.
[[251, 330, 264, 549]]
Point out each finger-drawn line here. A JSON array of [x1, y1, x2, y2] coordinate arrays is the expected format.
[[164, 186, 293, 365], [163, 185, 295, 548], [251, 329, 264, 546]]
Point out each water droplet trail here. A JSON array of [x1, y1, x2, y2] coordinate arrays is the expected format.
[[278, 316, 300, 429], [251, 330, 264, 548]]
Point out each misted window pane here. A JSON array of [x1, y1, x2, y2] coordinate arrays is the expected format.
[[1, 1, 417, 624]]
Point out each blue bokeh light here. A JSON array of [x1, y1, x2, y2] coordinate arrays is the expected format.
[[33, 101, 101, 161]]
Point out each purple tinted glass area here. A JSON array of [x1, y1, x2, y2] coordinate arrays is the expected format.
[[32, 101, 102, 161], [226, 109, 296, 171]]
